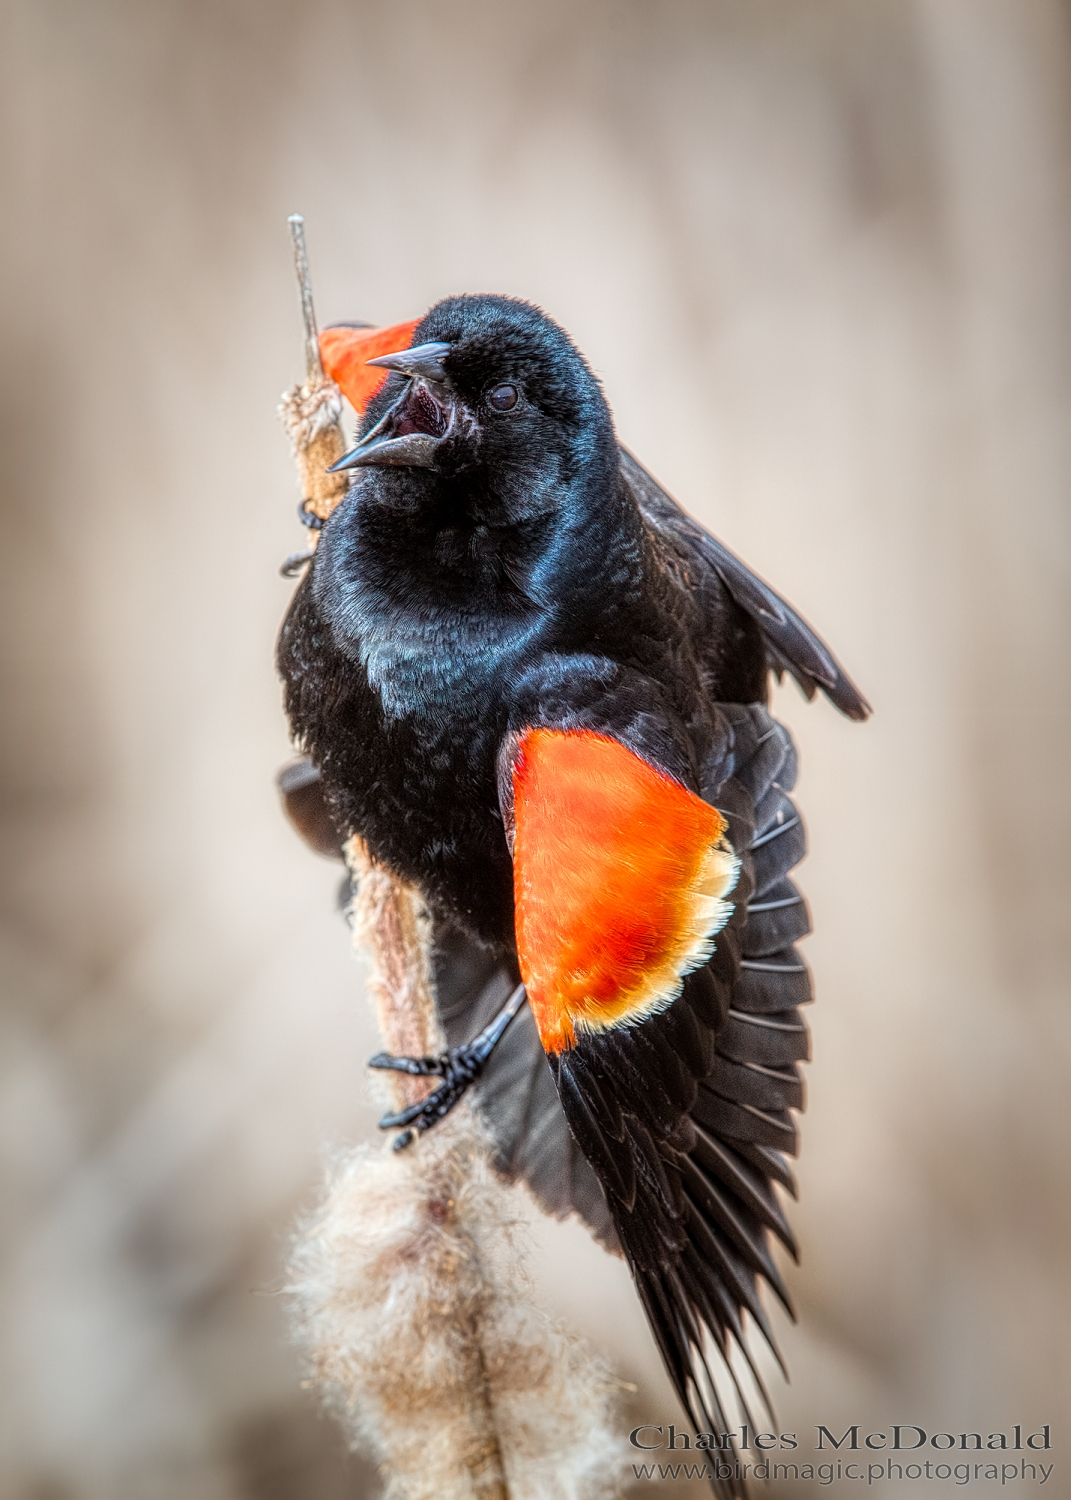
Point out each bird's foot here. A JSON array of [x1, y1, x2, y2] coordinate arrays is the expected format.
[[368, 983, 526, 1150]]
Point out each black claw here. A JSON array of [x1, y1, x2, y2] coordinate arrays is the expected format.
[[297, 499, 325, 530], [280, 549, 315, 577], [368, 983, 527, 1143], [377, 1075, 468, 1133], [368, 1050, 447, 1077]]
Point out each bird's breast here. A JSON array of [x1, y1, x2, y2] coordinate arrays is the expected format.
[[358, 602, 539, 722]]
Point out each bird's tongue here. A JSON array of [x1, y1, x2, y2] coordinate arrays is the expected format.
[[391, 382, 450, 439], [319, 319, 421, 412]]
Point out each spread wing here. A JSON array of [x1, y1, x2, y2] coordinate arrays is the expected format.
[[619, 447, 871, 722], [500, 708, 809, 1494]]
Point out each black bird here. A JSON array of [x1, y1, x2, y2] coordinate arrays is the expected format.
[[277, 294, 868, 1495]]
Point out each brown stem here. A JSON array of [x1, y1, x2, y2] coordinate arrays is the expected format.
[[343, 836, 441, 1112], [343, 840, 510, 1498], [288, 214, 325, 386], [282, 219, 509, 1499]]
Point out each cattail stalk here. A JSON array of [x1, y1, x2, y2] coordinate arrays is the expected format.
[[278, 218, 624, 1500], [279, 215, 349, 532], [342, 839, 511, 1499]]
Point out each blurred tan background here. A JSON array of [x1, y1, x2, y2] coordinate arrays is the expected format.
[[1, 1, 1070, 1496]]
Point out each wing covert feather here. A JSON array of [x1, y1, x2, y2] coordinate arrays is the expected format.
[[620, 447, 871, 721]]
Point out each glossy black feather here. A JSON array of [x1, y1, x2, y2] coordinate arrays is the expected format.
[[705, 1055, 805, 1114], [619, 448, 871, 721], [689, 1125, 798, 1254]]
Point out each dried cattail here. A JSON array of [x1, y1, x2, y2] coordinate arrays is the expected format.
[[288, 1104, 626, 1500], [278, 215, 350, 532]]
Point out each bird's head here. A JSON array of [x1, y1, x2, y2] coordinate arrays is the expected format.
[[326, 295, 618, 523]]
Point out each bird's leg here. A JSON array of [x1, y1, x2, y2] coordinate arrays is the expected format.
[[279, 500, 326, 576], [280, 549, 315, 577], [369, 983, 526, 1150]]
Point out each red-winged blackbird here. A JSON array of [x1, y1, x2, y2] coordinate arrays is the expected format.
[[277, 295, 868, 1493]]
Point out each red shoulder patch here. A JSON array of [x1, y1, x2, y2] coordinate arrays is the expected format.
[[511, 728, 739, 1054], [319, 319, 422, 414]]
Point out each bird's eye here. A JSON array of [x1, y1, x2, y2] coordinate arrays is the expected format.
[[488, 383, 518, 411]]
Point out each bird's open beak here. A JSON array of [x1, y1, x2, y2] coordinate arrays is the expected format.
[[327, 342, 454, 471]]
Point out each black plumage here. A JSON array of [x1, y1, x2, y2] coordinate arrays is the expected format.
[[276, 294, 868, 1497]]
